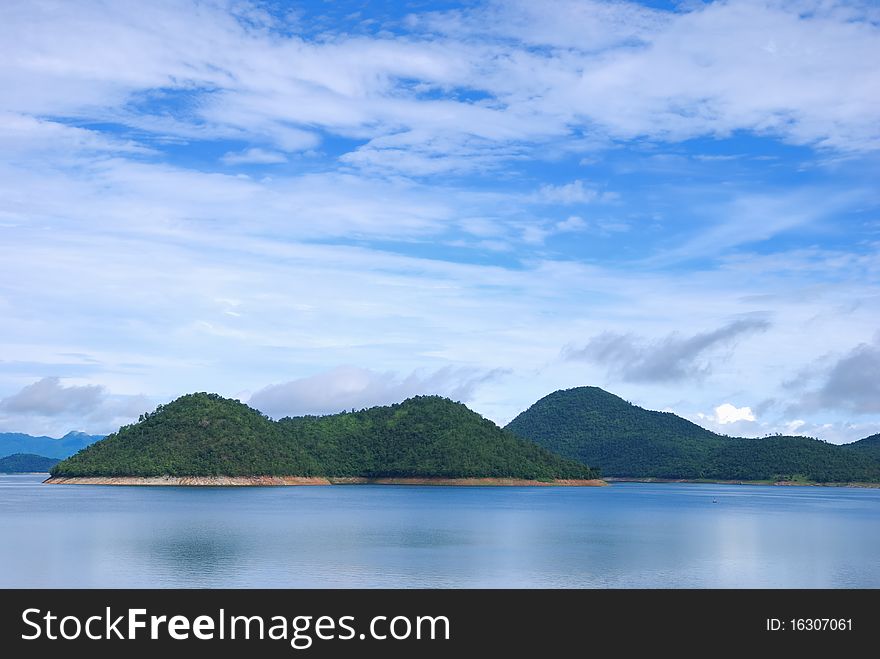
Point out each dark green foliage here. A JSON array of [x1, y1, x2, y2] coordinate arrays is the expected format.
[[705, 436, 879, 482], [279, 395, 596, 479], [0, 453, 60, 473], [52, 393, 320, 477], [844, 433, 880, 460], [506, 387, 880, 483], [51, 393, 598, 480]]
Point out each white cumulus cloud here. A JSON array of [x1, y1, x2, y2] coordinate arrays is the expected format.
[[713, 403, 756, 425]]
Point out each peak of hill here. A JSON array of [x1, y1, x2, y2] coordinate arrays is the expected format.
[[845, 433, 880, 458], [53, 393, 318, 477], [506, 387, 880, 483], [509, 386, 720, 441], [61, 431, 95, 439], [278, 394, 593, 480], [51, 393, 597, 480]]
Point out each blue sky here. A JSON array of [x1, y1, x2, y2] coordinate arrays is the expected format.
[[0, 0, 878, 442]]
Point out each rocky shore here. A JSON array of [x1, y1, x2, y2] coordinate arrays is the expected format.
[[44, 475, 607, 487]]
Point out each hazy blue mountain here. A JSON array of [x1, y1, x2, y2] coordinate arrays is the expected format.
[[0, 431, 103, 459]]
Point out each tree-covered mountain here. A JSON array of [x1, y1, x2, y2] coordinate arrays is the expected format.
[[0, 431, 103, 459], [506, 387, 880, 483], [277, 395, 593, 479], [0, 453, 60, 473], [52, 393, 319, 477], [51, 393, 598, 480]]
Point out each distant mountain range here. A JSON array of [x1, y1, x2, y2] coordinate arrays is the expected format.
[[506, 387, 880, 483], [0, 431, 103, 460], [0, 453, 61, 473], [50, 393, 597, 481]]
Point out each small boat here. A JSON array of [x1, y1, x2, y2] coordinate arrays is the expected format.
[[712, 498, 718, 504]]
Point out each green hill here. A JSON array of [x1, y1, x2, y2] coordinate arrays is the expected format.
[[506, 387, 880, 483], [52, 393, 320, 477], [0, 453, 60, 473], [277, 395, 593, 479], [51, 393, 597, 480]]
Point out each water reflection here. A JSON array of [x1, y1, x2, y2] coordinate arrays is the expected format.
[[0, 476, 878, 588], [142, 524, 250, 579]]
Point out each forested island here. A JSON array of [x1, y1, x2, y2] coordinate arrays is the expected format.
[[506, 387, 880, 485], [0, 453, 60, 473], [46, 393, 602, 486], [39, 386, 880, 488]]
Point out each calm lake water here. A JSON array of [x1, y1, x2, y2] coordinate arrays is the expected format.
[[1, 474, 878, 588]]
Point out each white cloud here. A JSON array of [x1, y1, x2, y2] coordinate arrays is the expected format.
[[423, 0, 880, 154], [553, 0, 880, 151], [785, 419, 806, 433], [712, 403, 756, 425], [0, 377, 103, 416], [555, 215, 587, 232], [0, 0, 877, 443], [0, 113, 151, 159], [0, 157, 468, 241], [221, 148, 289, 165], [0, 377, 151, 436], [1, 212, 877, 438], [794, 335, 880, 414], [496, 0, 667, 50], [1, 0, 875, 177], [648, 187, 872, 264], [248, 365, 507, 418], [520, 225, 549, 245], [564, 319, 771, 383], [537, 180, 599, 205], [686, 407, 880, 443]]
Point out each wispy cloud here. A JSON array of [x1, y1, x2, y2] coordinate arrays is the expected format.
[[795, 335, 880, 414], [221, 148, 289, 166], [0, 113, 152, 159], [2, 0, 877, 176], [0, 377, 103, 416], [650, 188, 874, 264], [0, 377, 151, 435], [535, 180, 601, 205], [555, 215, 587, 232], [249, 365, 508, 418], [563, 319, 771, 383], [0, 0, 877, 442]]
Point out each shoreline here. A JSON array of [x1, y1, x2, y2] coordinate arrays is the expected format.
[[604, 476, 880, 488], [43, 475, 607, 487]]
